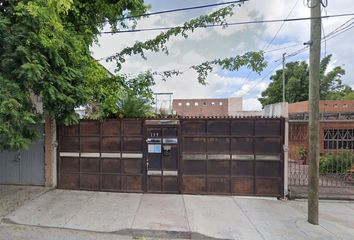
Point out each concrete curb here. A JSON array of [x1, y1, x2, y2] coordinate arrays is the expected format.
[[1, 218, 227, 240], [117, 229, 228, 240], [289, 192, 354, 201]]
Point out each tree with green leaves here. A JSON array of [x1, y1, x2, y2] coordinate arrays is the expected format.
[[259, 54, 353, 106], [1, 0, 266, 151]]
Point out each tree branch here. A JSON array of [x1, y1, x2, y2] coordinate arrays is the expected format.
[[106, 4, 246, 69]]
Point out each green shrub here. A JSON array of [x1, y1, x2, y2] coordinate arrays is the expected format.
[[298, 146, 307, 161], [319, 151, 354, 174]]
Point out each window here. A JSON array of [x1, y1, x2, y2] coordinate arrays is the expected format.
[[343, 104, 348, 108], [186, 102, 190, 106], [211, 102, 215, 106], [334, 104, 338, 108], [203, 102, 207, 106], [178, 102, 182, 106], [324, 129, 354, 150], [195, 102, 199, 106], [324, 104, 328, 107], [219, 102, 223, 106]]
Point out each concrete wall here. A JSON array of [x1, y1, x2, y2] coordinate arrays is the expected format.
[[263, 102, 288, 118], [227, 97, 243, 115]]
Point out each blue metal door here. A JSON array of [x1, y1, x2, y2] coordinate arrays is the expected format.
[[0, 126, 44, 185]]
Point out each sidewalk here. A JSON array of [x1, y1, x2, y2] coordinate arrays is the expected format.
[[2, 189, 354, 240], [0, 185, 50, 218]]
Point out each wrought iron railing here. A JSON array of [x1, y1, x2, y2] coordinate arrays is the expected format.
[[289, 150, 354, 197]]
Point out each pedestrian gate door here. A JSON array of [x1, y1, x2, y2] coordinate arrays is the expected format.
[[145, 120, 179, 193]]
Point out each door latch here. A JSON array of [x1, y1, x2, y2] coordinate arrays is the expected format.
[[14, 153, 20, 162], [145, 159, 149, 170]]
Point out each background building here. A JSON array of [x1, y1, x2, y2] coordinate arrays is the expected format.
[[172, 97, 243, 117], [289, 100, 354, 113], [288, 100, 354, 162]]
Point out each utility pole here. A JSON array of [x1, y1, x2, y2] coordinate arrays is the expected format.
[[282, 53, 286, 102], [308, 0, 321, 225]]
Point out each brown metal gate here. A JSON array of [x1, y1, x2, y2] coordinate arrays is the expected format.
[[58, 119, 144, 192], [180, 117, 284, 197], [58, 117, 284, 197]]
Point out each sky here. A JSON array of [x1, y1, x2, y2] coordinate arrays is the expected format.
[[91, 0, 354, 111]]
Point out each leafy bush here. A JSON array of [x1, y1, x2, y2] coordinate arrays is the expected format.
[[298, 146, 307, 161], [117, 94, 154, 118], [319, 151, 354, 174]]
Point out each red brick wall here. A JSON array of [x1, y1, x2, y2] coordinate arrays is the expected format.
[[289, 100, 354, 113], [288, 101, 309, 113], [289, 121, 354, 163]]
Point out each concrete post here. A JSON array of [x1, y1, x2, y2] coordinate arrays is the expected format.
[[308, 0, 321, 225], [44, 116, 57, 187]]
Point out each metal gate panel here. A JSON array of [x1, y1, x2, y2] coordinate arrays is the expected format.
[[58, 119, 144, 192], [0, 152, 20, 184], [181, 118, 284, 197], [0, 125, 44, 185], [19, 135, 45, 185]]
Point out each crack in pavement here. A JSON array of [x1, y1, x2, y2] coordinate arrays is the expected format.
[[231, 197, 266, 240]]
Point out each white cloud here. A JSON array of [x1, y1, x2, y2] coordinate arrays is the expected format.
[[182, 50, 206, 65], [91, 0, 354, 111]]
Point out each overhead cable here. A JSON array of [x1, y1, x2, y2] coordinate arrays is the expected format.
[[100, 13, 354, 34]]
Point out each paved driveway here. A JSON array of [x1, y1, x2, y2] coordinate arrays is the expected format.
[[2, 189, 354, 239]]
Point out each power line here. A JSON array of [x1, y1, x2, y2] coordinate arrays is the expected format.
[[224, 16, 353, 97], [96, 14, 354, 61], [264, 43, 300, 53], [245, 17, 354, 97], [237, 0, 299, 96], [96, 14, 354, 93], [125, 0, 249, 19], [324, 17, 354, 39], [100, 13, 354, 34], [325, 23, 354, 41], [68, 0, 248, 28], [263, 0, 299, 50]]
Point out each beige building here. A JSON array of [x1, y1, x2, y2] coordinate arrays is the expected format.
[[172, 97, 243, 117]]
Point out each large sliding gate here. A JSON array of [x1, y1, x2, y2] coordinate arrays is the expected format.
[[58, 117, 284, 197], [59, 119, 144, 192], [181, 118, 284, 196]]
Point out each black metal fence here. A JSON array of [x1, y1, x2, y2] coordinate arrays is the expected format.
[[289, 127, 354, 198]]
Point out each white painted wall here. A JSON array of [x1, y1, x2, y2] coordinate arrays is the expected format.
[[227, 97, 243, 115]]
